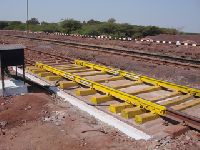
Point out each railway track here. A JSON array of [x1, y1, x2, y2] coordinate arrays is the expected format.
[[1, 33, 200, 132], [2, 34, 200, 69], [23, 49, 200, 131]]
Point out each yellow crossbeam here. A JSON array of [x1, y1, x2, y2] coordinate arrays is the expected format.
[[38, 72, 54, 77], [109, 103, 132, 113], [75, 60, 200, 97], [59, 81, 78, 89], [36, 62, 166, 116], [121, 107, 145, 119], [90, 95, 113, 104], [135, 113, 159, 124], [76, 88, 97, 96]]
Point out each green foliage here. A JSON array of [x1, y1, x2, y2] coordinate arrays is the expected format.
[[60, 19, 82, 33], [107, 18, 116, 23], [40, 23, 61, 33], [27, 18, 40, 25], [1, 18, 179, 38], [0, 21, 9, 29], [87, 19, 101, 25]]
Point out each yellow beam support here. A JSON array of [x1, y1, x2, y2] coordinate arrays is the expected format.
[[75, 60, 200, 97], [159, 94, 193, 107], [135, 113, 159, 124], [170, 98, 200, 111], [76, 88, 97, 96], [29, 68, 42, 72], [31, 69, 47, 74], [59, 81, 78, 89], [45, 76, 62, 81], [38, 72, 54, 77], [36, 62, 166, 116], [109, 103, 132, 113], [132, 94, 193, 123], [121, 107, 145, 119], [90, 95, 113, 104]]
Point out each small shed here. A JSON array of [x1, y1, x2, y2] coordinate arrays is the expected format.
[[0, 44, 25, 96]]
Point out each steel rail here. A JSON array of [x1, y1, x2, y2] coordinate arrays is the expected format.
[[2, 34, 200, 69]]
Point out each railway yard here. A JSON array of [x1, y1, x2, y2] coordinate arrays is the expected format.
[[0, 30, 200, 150]]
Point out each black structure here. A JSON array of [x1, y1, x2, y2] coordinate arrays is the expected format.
[[0, 44, 25, 96]]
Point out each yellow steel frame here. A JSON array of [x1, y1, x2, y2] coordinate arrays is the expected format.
[[75, 60, 200, 97], [35, 62, 166, 116]]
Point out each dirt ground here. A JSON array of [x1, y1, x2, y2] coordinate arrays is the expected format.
[[0, 34, 200, 149], [1, 31, 200, 59], [0, 85, 200, 150], [147, 34, 200, 43], [0, 88, 149, 150]]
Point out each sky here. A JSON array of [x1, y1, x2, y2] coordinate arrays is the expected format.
[[0, 0, 200, 33]]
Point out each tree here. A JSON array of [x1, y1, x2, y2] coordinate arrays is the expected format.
[[87, 19, 101, 25], [60, 19, 82, 33], [107, 18, 116, 23], [41, 23, 60, 33], [0, 21, 9, 29], [9, 21, 22, 26], [41, 21, 49, 25], [27, 18, 40, 25], [99, 22, 118, 35], [142, 26, 161, 36]]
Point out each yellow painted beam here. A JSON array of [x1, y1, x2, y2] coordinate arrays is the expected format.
[[135, 113, 159, 124], [109, 103, 132, 113], [121, 107, 145, 119], [36, 62, 166, 116], [45, 76, 62, 81], [38, 72, 54, 77], [59, 81, 78, 89], [75, 60, 200, 97], [31, 69, 47, 74], [75, 88, 97, 96], [90, 95, 113, 104], [29, 68, 42, 72]]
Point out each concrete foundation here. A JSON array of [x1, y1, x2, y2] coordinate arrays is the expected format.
[[0, 79, 28, 96]]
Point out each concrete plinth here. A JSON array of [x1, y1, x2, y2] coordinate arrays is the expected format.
[[0, 79, 28, 96]]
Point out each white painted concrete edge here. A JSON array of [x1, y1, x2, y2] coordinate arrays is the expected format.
[[14, 67, 151, 140]]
